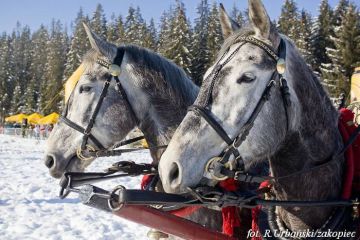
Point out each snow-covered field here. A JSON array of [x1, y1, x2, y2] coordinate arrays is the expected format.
[[0, 134, 151, 240]]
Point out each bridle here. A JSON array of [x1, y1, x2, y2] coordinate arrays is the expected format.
[[188, 35, 359, 185], [188, 35, 291, 182], [60, 48, 144, 161]]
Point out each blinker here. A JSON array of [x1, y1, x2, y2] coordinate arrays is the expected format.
[[109, 64, 121, 77], [276, 58, 286, 74]]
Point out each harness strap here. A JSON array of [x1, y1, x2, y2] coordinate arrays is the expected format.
[[188, 105, 233, 145], [60, 115, 105, 149], [81, 79, 111, 150]]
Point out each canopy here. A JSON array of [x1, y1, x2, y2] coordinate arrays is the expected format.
[[65, 64, 84, 103], [5, 113, 28, 123], [37, 112, 59, 125], [26, 113, 44, 125]]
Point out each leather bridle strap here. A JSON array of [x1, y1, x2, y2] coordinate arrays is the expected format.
[[80, 78, 112, 150], [188, 36, 291, 181], [60, 47, 143, 156], [188, 106, 233, 146], [60, 115, 105, 149]]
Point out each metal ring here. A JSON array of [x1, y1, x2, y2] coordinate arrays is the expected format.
[[205, 157, 229, 181], [76, 145, 95, 161], [107, 185, 126, 211], [59, 175, 72, 199]]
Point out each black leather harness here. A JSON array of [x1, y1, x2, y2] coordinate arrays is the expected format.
[[60, 48, 150, 162], [188, 36, 291, 181]]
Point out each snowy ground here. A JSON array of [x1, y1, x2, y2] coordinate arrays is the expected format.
[[0, 134, 152, 240]]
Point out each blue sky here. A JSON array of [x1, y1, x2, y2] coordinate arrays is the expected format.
[[0, 0, 340, 33]]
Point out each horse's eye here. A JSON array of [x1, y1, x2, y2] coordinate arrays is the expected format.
[[80, 85, 92, 93], [237, 72, 256, 83]]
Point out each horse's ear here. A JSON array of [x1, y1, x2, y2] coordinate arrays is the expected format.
[[248, 0, 271, 39], [83, 22, 117, 61], [219, 3, 240, 39]]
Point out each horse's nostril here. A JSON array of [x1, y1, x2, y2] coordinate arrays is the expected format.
[[169, 162, 180, 184], [45, 155, 55, 169]]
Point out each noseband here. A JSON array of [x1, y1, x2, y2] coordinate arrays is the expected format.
[[60, 48, 141, 160], [188, 36, 291, 181]]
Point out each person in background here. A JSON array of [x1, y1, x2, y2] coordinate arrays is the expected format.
[[21, 118, 28, 138], [40, 124, 45, 139], [34, 124, 40, 140]]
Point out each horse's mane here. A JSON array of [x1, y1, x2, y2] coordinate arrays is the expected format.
[[123, 45, 198, 107], [83, 45, 198, 109]]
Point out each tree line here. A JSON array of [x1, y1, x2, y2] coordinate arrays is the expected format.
[[0, 0, 359, 116]]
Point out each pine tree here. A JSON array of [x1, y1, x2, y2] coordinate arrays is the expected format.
[[25, 25, 49, 112], [323, 3, 360, 97], [231, 4, 245, 27], [0, 33, 14, 114], [278, 0, 300, 41], [107, 13, 120, 44], [297, 10, 313, 64], [191, 0, 210, 85], [124, 6, 146, 46], [142, 18, 157, 50], [165, 1, 193, 76], [8, 24, 33, 113], [41, 20, 68, 114], [332, 0, 349, 26], [90, 4, 107, 39], [206, 3, 223, 67], [10, 84, 23, 114], [115, 15, 126, 45], [64, 8, 90, 80], [312, 0, 334, 73], [158, 10, 172, 56]]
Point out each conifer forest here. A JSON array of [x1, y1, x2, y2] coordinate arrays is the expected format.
[[0, 0, 359, 116]]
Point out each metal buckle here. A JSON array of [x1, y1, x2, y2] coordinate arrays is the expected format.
[[204, 157, 230, 181], [76, 145, 96, 161], [108, 185, 125, 211]]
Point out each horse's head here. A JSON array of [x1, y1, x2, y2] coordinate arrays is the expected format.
[[45, 24, 137, 178], [159, 0, 303, 193]]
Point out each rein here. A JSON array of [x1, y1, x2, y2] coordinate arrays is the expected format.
[[58, 161, 358, 208]]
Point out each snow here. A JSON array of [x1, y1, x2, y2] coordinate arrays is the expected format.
[[0, 134, 152, 240]]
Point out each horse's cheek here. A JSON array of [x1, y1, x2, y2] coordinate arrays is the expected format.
[[103, 103, 129, 130]]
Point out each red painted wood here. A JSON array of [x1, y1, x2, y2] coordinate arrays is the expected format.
[[114, 205, 236, 240]]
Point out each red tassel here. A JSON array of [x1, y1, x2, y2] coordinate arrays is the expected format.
[[218, 179, 241, 236], [141, 175, 153, 190], [251, 206, 262, 240], [221, 206, 241, 236]]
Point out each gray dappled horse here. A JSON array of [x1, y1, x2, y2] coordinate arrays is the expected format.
[[44, 24, 225, 234], [159, 0, 357, 236]]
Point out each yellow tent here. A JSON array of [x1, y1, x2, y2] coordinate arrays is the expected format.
[[37, 112, 59, 125], [26, 113, 44, 125], [5, 113, 28, 123]]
